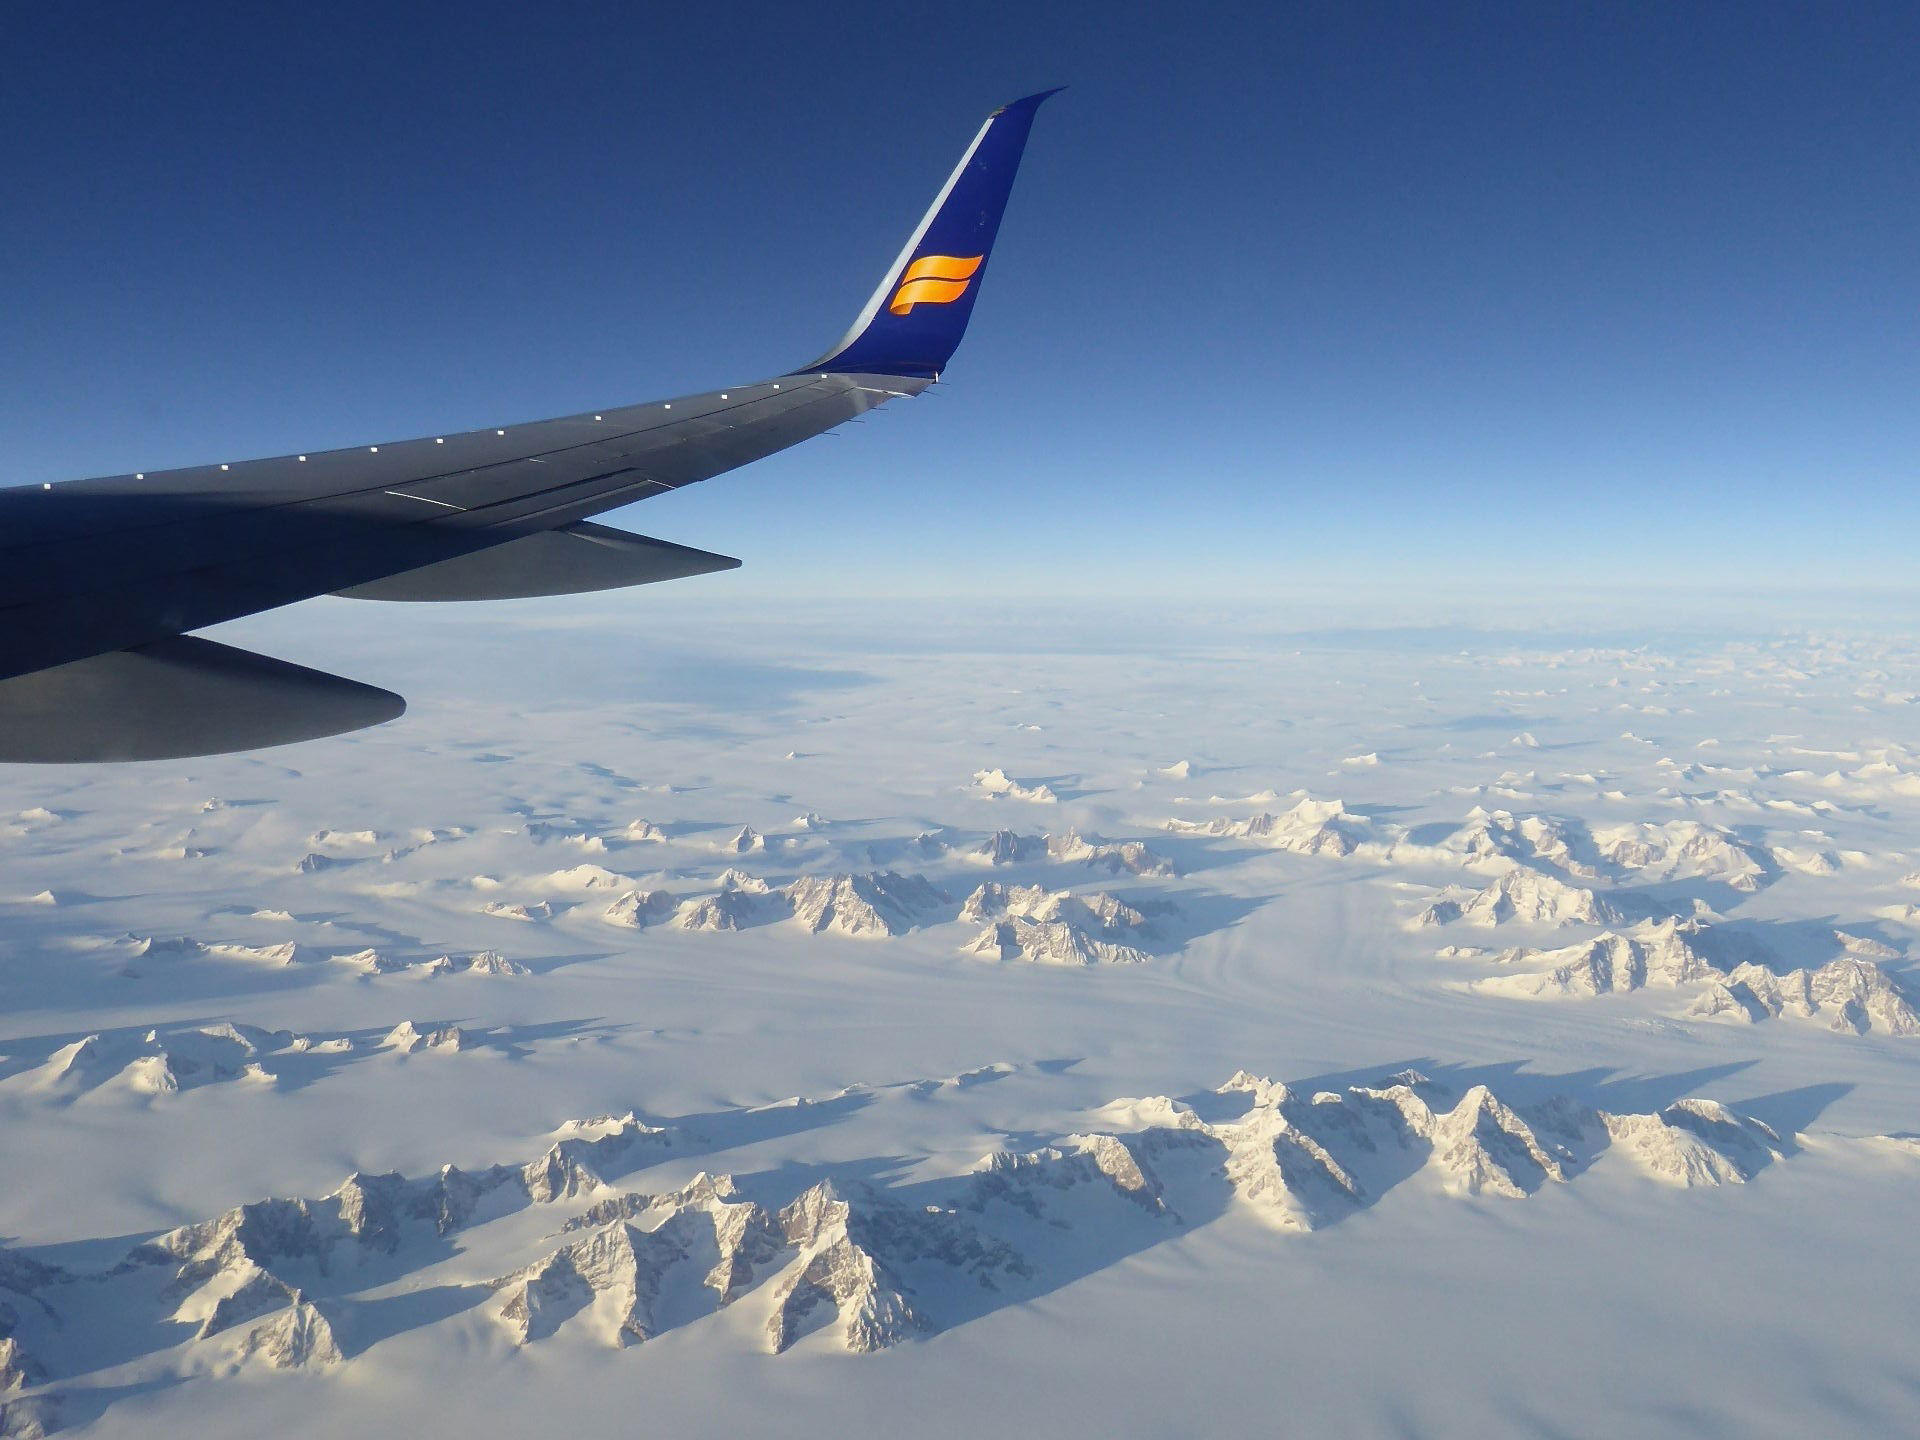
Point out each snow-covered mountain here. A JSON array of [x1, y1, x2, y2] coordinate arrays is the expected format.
[[1045, 828, 1178, 877], [1444, 907, 1918, 1036], [970, 828, 1045, 865], [1430, 807, 1603, 878], [958, 882, 1161, 965], [0, 1064, 1810, 1428], [1167, 796, 1372, 856], [971, 769, 1059, 804], [785, 872, 949, 938], [1466, 919, 1722, 997], [1416, 868, 1626, 927], [676, 871, 778, 931], [601, 889, 677, 929], [6, 612, 1920, 1440], [1692, 957, 1920, 1035], [1590, 819, 1774, 890]]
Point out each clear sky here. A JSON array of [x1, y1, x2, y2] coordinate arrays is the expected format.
[[5, 2, 1917, 602]]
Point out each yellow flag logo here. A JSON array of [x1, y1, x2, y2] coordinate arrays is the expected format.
[[888, 254, 984, 315]]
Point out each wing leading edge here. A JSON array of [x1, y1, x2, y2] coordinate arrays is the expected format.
[[0, 90, 1058, 762]]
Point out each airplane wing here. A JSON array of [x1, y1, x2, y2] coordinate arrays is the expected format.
[[0, 90, 1059, 762]]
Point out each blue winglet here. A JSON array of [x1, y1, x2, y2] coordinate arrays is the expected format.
[[801, 89, 1061, 380]]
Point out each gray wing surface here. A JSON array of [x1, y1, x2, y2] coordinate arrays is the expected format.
[[0, 89, 1057, 761], [0, 371, 919, 682]]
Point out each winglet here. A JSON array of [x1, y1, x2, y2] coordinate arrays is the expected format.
[[802, 89, 1061, 379]]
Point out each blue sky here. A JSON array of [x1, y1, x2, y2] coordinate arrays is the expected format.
[[5, 2, 1917, 601]]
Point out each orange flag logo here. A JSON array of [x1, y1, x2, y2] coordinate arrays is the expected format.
[[888, 254, 984, 315]]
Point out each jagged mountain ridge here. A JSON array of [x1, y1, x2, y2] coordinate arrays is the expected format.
[[675, 870, 950, 936], [1166, 799, 1782, 900], [1167, 796, 1372, 857], [1443, 912, 1919, 1036], [968, 828, 1177, 877], [959, 881, 1165, 965], [0, 1065, 1806, 1432]]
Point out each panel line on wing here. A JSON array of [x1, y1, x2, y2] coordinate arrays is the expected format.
[[383, 490, 467, 511]]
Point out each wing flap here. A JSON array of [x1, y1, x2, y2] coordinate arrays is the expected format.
[[333, 523, 739, 602]]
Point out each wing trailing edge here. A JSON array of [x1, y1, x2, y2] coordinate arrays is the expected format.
[[0, 636, 404, 763], [332, 522, 739, 602]]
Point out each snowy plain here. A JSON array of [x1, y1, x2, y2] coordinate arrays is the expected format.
[[3, 590, 1918, 1438]]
